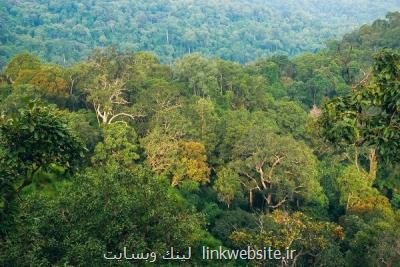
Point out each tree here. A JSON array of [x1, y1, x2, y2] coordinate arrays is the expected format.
[[92, 123, 140, 168], [339, 189, 400, 266], [172, 140, 210, 187], [61, 110, 101, 151], [231, 126, 326, 211], [0, 165, 211, 266], [270, 100, 308, 139], [0, 85, 47, 115], [336, 165, 378, 212], [214, 167, 241, 208], [231, 211, 345, 266], [320, 50, 400, 179], [134, 78, 183, 122], [343, 214, 400, 266], [217, 110, 279, 165], [80, 49, 144, 125], [142, 127, 210, 187], [188, 98, 220, 158], [173, 54, 218, 97], [0, 103, 83, 221], [4, 54, 42, 83], [4, 54, 69, 99], [211, 209, 258, 248], [290, 53, 348, 107]]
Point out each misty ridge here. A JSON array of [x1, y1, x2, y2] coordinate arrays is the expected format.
[[1, 0, 400, 66]]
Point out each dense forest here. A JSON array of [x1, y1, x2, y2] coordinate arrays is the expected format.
[[1, 0, 400, 66], [1, 3, 400, 267]]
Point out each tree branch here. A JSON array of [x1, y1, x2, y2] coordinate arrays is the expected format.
[[108, 112, 145, 124]]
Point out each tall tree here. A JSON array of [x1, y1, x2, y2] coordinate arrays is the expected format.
[[0, 103, 83, 221], [320, 49, 400, 179]]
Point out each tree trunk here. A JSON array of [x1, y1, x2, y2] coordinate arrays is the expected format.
[[368, 148, 377, 180], [249, 190, 253, 208]]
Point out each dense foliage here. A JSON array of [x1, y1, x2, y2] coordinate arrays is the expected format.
[[0, 8, 400, 267], [1, 0, 400, 66]]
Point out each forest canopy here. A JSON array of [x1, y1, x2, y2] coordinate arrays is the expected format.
[[0, 3, 400, 267], [1, 0, 400, 66]]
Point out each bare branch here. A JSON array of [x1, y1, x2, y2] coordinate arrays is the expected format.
[[269, 195, 288, 209], [268, 155, 285, 181], [108, 112, 146, 124]]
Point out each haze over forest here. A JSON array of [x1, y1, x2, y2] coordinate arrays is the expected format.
[[1, 0, 400, 66]]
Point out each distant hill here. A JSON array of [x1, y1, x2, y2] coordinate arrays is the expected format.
[[1, 0, 400, 66], [341, 11, 400, 50]]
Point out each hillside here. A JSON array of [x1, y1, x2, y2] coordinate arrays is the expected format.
[[1, 4, 400, 267], [1, 0, 400, 67]]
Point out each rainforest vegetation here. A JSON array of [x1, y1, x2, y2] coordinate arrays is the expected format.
[[0, 2, 400, 266], [1, 0, 400, 66]]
